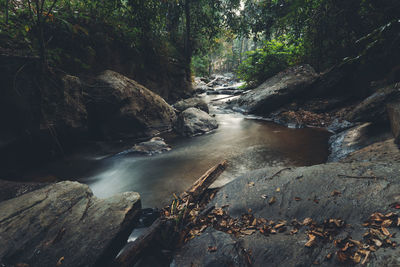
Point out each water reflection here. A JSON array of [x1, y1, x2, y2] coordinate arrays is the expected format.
[[83, 109, 330, 208]]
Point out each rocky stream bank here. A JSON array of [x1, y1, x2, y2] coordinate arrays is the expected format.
[[1, 43, 400, 266]]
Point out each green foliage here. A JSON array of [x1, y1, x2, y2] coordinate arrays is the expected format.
[[191, 55, 210, 77], [237, 36, 304, 86]]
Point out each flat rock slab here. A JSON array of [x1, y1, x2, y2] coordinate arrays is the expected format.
[[174, 162, 400, 267], [0, 181, 141, 267]]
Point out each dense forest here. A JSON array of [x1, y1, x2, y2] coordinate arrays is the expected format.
[[1, 0, 399, 84]]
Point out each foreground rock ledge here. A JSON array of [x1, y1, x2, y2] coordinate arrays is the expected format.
[[0, 181, 141, 267], [173, 162, 400, 267]]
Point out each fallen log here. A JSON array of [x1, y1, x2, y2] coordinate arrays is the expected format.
[[113, 160, 227, 267]]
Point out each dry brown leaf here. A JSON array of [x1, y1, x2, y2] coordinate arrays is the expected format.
[[381, 227, 390, 236], [372, 239, 382, 247], [326, 253, 332, 260], [213, 208, 224, 216], [208, 246, 217, 252], [248, 182, 255, 187], [305, 234, 316, 247], [361, 250, 370, 265], [397, 217, 400, 227], [276, 187, 281, 192], [382, 219, 392, 227], [274, 223, 285, 229], [268, 196, 276, 205], [351, 253, 361, 264], [15, 264, 29, 267], [294, 197, 301, 201], [349, 239, 362, 247], [251, 218, 257, 226], [241, 229, 256, 235], [290, 228, 298, 235], [56, 257, 64, 267], [331, 190, 341, 196], [303, 217, 313, 225]]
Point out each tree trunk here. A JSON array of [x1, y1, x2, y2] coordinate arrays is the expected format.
[[184, 0, 192, 80], [5, 0, 9, 25]]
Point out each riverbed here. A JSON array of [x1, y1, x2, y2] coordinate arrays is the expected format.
[[24, 94, 331, 208]]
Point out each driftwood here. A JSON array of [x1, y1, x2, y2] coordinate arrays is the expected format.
[[113, 160, 227, 267], [210, 95, 238, 102]]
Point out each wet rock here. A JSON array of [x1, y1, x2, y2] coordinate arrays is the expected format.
[[237, 65, 318, 115], [174, 162, 400, 267], [86, 70, 176, 139], [345, 83, 400, 122], [328, 122, 392, 162], [130, 137, 171, 155], [326, 119, 354, 133], [387, 101, 400, 144], [0, 181, 141, 267], [341, 138, 400, 163], [174, 97, 209, 113], [174, 108, 218, 137]]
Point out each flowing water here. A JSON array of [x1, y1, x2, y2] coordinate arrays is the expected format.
[[82, 94, 331, 207], [29, 93, 331, 208]]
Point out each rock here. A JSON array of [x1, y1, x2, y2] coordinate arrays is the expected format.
[[174, 162, 400, 267], [194, 84, 208, 94], [237, 65, 318, 115], [130, 137, 171, 155], [341, 138, 400, 163], [328, 122, 392, 162], [0, 181, 141, 267], [326, 119, 354, 134], [387, 101, 400, 144], [0, 180, 49, 202], [58, 75, 88, 131], [345, 83, 400, 122], [174, 97, 209, 113], [174, 108, 218, 137], [86, 70, 177, 139]]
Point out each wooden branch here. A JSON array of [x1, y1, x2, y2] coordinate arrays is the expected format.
[[180, 160, 227, 202], [113, 160, 227, 267], [211, 95, 239, 102], [114, 218, 165, 267]]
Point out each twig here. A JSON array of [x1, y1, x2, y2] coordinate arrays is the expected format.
[[337, 174, 385, 180], [211, 95, 238, 102], [267, 167, 291, 180]]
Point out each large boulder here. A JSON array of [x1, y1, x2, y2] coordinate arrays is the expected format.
[[174, 97, 209, 113], [387, 101, 400, 144], [237, 65, 318, 115], [174, 108, 218, 137], [173, 162, 400, 267], [0, 181, 141, 267], [86, 70, 177, 139], [328, 122, 392, 162], [345, 83, 400, 122]]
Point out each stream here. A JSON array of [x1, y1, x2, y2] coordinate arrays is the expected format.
[[31, 91, 331, 208]]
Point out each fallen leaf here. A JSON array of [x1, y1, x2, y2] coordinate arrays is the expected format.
[[248, 182, 255, 187], [274, 223, 285, 229], [251, 218, 257, 226], [290, 228, 298, 235], [326, 253, 332, 260], [372, 239, 382, 247], [56, 257, 64, 266], [294, 197, 301, 201], [382, 219, 392, 227], [241, 229, 256, 235], [268, 197, 276, 205], [303, 217, 313, 225], [276, 187, 281, 192], [213, 208, 224, 216], [261, 194, 268, 199], [361, 250, 370, 265], [351, 253, 361, 264], [331, 190, 341, 196], [305, 234, 316, 247], [208, 246, 217, 252], [15, 264, 29, 267], [349, 239, 362, 247], [381, 227, 390, 236]]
